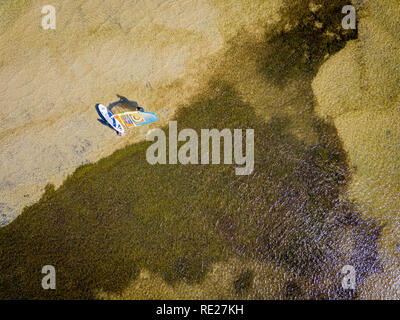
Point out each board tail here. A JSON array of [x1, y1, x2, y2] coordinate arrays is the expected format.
[[96, 104, 125, 134]]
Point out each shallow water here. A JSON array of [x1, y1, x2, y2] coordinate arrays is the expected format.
[[0, 0, 397, 299]]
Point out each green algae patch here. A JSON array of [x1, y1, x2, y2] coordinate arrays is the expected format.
[[0, 0, 32, 32], [233, 269, 254, 295]]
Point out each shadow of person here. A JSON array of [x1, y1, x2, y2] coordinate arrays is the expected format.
[[97, 118, 108, 126]]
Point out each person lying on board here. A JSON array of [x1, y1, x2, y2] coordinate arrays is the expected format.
[[116, 94, 145, 112]]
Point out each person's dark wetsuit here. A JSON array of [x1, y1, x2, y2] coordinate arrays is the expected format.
[[111, 95, 145, 136], [116, 94, 144, 112]]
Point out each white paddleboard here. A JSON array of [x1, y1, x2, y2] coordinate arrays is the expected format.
[[96, 104, 125, 134]]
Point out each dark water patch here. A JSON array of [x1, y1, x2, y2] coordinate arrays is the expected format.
[[284, 280, 303, 299], [233, 269, 254, 295], [257, 0, 357, 87], [173, 81, 382, 299]]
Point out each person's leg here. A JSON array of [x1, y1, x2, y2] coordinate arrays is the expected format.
[[117, 94, 129, 102], [116, 94, 139, 110]]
